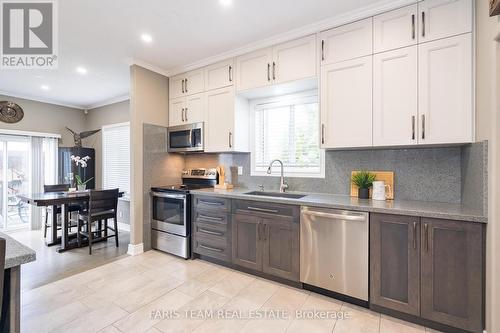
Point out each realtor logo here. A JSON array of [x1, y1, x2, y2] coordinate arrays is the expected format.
[[1, 0, 58, 69]]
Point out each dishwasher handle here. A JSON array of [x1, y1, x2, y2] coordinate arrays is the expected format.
[[302, 209, 367, 222]]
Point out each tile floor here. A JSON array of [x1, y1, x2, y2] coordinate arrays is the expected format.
[[21, 250, 443, 333]]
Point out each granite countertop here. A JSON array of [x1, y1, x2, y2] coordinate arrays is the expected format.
[[0, 233, 36, 269], [190, 188, 487, 223]]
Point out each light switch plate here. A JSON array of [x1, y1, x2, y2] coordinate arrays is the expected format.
[[238, 166, 243, 175]]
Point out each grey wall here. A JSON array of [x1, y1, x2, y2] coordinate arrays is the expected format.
[[461, 141, 488, 214]]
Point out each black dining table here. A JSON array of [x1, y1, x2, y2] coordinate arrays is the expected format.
[[18, 190, 123, 253]]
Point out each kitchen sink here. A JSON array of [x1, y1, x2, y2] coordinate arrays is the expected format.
[[244, 191, 307, 199]]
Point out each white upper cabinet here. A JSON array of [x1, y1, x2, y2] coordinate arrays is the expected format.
[[169, 69, 205, 99], [321, 56, 373, 149], [205, 59, 234, 91], [418, 0, 473, 43], [373, 46, 418, 147], [185, 93, 205, 124], [373, 5, 418, 53], [272, 35, 317, 84], [418, 33, 472, 144], [320, 18, 373, 65], [236, 47, 273, 91], [169, 97, 186, 127]]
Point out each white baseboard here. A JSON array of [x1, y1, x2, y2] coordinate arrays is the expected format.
[[127, 243, 144, 256], [118, 222, 130, 232]]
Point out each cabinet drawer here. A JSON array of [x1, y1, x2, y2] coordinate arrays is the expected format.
[[193, 196, 231, 212], [194, 221, 228, 238], [193, 233, 231, 262], [233, 200, 299, 219], [193, 210, 229, 229]]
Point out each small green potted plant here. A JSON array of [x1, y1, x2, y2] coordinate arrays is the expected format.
[[352, 171, 377, 199]]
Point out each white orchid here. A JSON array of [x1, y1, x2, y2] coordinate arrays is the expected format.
[[70, 155, 91, 168]]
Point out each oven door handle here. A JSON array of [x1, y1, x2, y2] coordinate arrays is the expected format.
[[151, 192, 186, 200]]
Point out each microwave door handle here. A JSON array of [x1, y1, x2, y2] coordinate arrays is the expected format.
[[189, 129, 193, 147]]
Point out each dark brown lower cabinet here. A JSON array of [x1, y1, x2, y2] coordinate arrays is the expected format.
[[370, 213, 485, 333], [262, 217, 300, 281], [370, 213, 421, 316], [420, 218, 484, 333], [232, 213, 262, 271]]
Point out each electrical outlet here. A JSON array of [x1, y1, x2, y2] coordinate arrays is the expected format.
[[238, 166, 243, 175]]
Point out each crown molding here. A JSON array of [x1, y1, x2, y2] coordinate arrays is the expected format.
[[165, 0, 417, 76], [128, 58, 170, 77], [86, 94, 130, 110], [0, 90, 86, 110]]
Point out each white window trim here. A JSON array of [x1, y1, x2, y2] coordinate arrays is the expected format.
[[0, 129, 61, 138], [250, 90, 325, 179], [102, 122, 130, 194]]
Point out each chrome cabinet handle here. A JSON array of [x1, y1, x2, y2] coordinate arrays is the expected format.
[[424, 223, 429, 252], [257, 222, 262, 240], [185, 107, 188, 122], [413, 221, 417, 249], [229, 65, 233, 82], [181, 79, 185, 93], [199, 200, 223, 206], [412, 116, 415, 140], [321, 40, 325, 61], [247, 206, 279, 214], [321, 124, 325, 144], [411, 14, 415, 40], [181, 108, 185, 122], [421, 12, 425, 37], [272, 62, 276, 81], [198, 228, 223, 236], [301, 210, 366, 221], [267, 63, 271, 81], [185, 78, 188, 93], [228, 131, 233, 148], [199, 244, 223, 253], [421, 114, 426, 140], [199, 214, 223, 221]]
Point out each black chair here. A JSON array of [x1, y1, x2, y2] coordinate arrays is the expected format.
[[77, 189, 119, 255], [43, 184, 81, 238]]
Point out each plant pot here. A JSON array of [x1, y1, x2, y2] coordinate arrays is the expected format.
[[77, 184, 86, 191], [358, 187, 370, 199]]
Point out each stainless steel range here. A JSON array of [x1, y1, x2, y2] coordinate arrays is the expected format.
[[150, 168, 217, 258]]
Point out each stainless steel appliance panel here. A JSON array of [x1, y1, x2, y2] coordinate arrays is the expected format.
[[151, 229, 189, 258], [167, 122, 204, 152], [151, 192, 188, 237], [300, 207, 369, 301]]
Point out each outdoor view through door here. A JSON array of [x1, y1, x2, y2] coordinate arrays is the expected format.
[[0, 134, 58, 231]]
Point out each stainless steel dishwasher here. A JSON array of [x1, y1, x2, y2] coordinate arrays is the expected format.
[[300, 206, 369, 301]]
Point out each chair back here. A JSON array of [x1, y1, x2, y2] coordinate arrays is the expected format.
[[0, 237, 6, 315], [44, 184, 69, 193], [89, 189, 119, 214]]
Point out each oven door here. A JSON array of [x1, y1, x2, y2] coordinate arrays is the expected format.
[[168, 123, 204, 152], [151, 192, 189, 237]]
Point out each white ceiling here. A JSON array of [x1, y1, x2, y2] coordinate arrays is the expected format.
[[0, 0, 411, 109]]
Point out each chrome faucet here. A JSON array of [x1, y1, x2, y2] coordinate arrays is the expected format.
[[267, 159, 288, 193]]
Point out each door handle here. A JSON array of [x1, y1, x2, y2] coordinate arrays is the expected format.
[[421, 12, 426, 37], [181, 108, 185, 122], [321, 124, 325, 144], [411, 14, 416, 40], [301, 210, 367, 221], [185, 78, 188, 93], [257, 222, 262, 240], [199, 214, 223, 222], [247, 206, 279, 214], [424, 223, 429, 252], [181, 79, 185, 93], [412, 116, 415, 140], [228, 131, 233, 148], [413, 221, 417, 249], [185, 107, 188, 122], [199, 200, 223, 206], [272, 62, 276, 81], [267, 63, 271, 81], [321, 40, 325, 61], [264, 224, 269, 241], [198, 228, 223, 236], [421, 114, 426, 140], [229, 65, 233, 82], [199, 244, 223, 253]]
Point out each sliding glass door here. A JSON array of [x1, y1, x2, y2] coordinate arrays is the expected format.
[[0, 136, 31, 230]]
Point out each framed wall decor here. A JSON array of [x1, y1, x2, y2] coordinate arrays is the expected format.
[[491, 0, 500, 16]]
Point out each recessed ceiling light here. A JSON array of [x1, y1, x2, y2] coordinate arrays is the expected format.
[[219, 0, 232, 7], [76, 66, 87, 75], [40, 85, 50, 91], [141, 33, 153, 43]]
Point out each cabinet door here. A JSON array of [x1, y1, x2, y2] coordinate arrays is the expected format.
[[418, 0, 473, 43], [169, 75, 185, 99], [184, 69, 205, 96], [168, 97, 185, 127], [205, 87, 235, 152], [262, 218, 299, 282], [185, 93, 204, 124], [232, 214, 262, 271], [373, 46, 417, 147], [373, 5, 418, 53], [421, 218, 484, 333], [418, 34, 472, 144], [320, 56, 372, 148], [205, 59, 234, 91], [320, 18, 372, 65], [273, 35, 317, 84], [370, 214, 421, 316], [236, 47, 273, 91]]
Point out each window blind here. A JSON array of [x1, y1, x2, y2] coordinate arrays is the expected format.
[[102, 123, 130, 194], [254, 95, 321, 175]]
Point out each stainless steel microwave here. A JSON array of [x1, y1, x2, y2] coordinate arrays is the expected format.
[[167, 122, 204, 153]]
